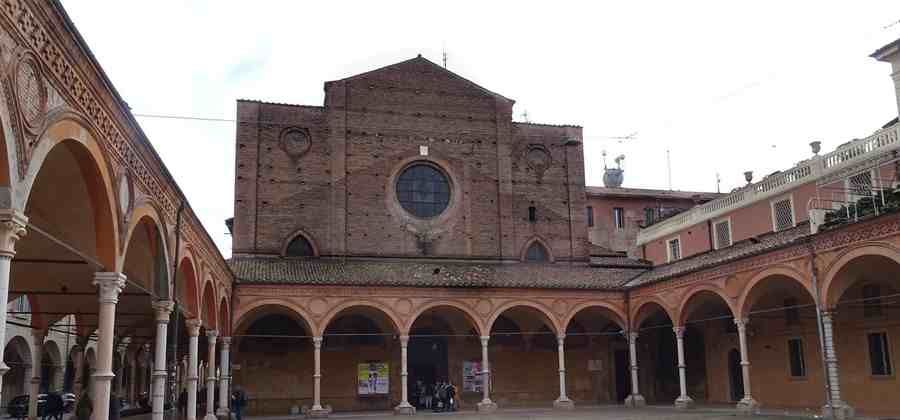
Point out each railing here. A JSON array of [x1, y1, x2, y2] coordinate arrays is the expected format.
[[636, 123, 900, 245]]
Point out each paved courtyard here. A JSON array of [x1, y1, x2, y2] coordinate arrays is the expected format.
[[243, 405, 826, 420]]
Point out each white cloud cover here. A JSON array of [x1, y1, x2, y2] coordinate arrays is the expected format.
[[59, 1, 900, 257]]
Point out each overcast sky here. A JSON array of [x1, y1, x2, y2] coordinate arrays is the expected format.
[[60, 1, 900, 258]]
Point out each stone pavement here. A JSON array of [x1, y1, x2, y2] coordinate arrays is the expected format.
[[243, 405, 821, 420]]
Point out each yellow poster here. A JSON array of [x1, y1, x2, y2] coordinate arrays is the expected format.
[[357, 362, 389, 395]]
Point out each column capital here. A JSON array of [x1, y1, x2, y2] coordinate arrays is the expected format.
[[822, 310, 837, 319], [628, 331, 639, 341], [220, 337, 231, 349], [93, 272, 127, 304], [313, 336, 323, 348], [152, 300, 174, 322], [31, 328, 46, 345], [480, 335, 490, 346], [673, 326, 685, 338], [557, 335, 566, 345], [399, 335, 410, 345], [733, 318, 749, 329], [186, 318, 202, 336], [0, 209, 27, 258], [206, 329, 219, 340]]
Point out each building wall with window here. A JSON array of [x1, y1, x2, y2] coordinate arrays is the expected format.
[[232, 57, 586, 262]]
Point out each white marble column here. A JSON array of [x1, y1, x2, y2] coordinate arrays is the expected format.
[[92, 272, 126, 420], [0, 211, 26, 407], [394, 335, 414, 414], [28, 329, 45, 420], [308, 336, 329, 417], [554, 335, 574, 409], [734, 319, 759, 412], [624, 331, 645, 407], [186, 319, 201, 420], [673, 327, 694, 409], [477, 335, 497, 412], [151, 301, 172, 420], [821, 312, 854, 419], [216, 337, 231, 417], [204, 330, 218, 420]]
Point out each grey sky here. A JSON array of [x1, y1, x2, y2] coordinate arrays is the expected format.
[[60, 1, 900, 257]]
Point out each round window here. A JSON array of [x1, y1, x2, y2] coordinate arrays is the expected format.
[[396, 163, 451, 218]]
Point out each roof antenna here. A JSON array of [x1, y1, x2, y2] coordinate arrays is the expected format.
[[666, 149, 673, 190], [442, 42, 447, 68], [522, 109, 530, 123], [716, 171, 721, 193]]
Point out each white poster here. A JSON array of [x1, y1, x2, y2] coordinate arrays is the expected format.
[[357, 362, 389, 395], [462, 361, 483, 393]]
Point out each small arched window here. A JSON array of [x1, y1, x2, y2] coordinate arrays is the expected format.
[[285, 235, 315, 257], [525, 241, 550, 262]]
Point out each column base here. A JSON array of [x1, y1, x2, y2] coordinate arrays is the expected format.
[[624, 394, 645, 407], [477, 400, 498, 412], [393, 403, 416, 415], [204, 414, 218, 420], [553, 397, 575, 410], [822, 402, 855, 420], [215, 407, 231, 418], [304, 405, 332, 418], [736, 397, 760, 414], [674, 396, 694, 409]]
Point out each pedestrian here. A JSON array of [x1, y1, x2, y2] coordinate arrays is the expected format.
[[231, 388, 247, 420], [108, 392, 121, 420], [424, 382, 433, 409], [447, 382, 457, 412], [179, 388, 187, 417]]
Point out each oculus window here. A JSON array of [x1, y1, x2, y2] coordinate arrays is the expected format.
[[396, 164, 450, 218]]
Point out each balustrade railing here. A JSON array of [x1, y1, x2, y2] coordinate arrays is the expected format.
[[636, 123, 900, 244]]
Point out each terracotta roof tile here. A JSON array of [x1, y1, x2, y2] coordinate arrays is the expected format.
[[230, 258, 645, 290]]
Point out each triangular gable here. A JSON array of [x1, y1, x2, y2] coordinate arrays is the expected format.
[[330, 55, 514, 104]]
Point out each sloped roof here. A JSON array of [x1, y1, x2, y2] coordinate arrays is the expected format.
[[586, 186, 721, 201], [230, 257, 643, 290], [626, 222, 811, 287], [329, 55, 514, 103]]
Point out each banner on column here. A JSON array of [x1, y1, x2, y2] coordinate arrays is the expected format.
[[357, 362, 389, 395], [462, 361, 483, 393]]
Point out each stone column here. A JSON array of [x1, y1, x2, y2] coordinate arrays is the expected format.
[[554, 335, 574, 409], [477, 336, 497, 412], [186, 319, 201, 420], [28, 329, 45, 420], [673, 327, 694, 409], [308, 336, 329, 417], [624, 331, 645, 407], [151, 301, 173, 420], [92, 272, 126, 420], [71, 345, 85, 397], [128, 349, 137, 406], [0, 211, 26, 407], [734, 319, 759, 412], [116, 343, 128, 398], [204, 330, 218, 420], [821, 312, 854, 419], [216, 337, 231, 417], [393, 335, 415, 415]]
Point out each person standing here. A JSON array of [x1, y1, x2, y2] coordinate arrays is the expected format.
[[231, 388, 247, 420]]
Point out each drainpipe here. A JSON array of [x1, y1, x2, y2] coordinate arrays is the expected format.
[[806, 239, 833, 411], [706, 219, 714, 251]]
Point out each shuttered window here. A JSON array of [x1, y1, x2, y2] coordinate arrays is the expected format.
[[667, 237, 681, 262], [714, 220, 731, 249], [788, 338, 806, 377], [772, 198, 794, 231], [868, 332, 892, 376]]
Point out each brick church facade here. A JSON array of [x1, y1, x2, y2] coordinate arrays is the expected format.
[[229, 41, 900, 419]]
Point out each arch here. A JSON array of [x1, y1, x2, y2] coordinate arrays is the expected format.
[[4, 334, 32, 365], [0, 86, 20, 203], [317, 301, 402, 337], [120, 212, 170, 299], [218, 296, 230, 337], [20, 115, 120, 269], [42, 339, 62, 366], [487, 300, 561, 336], [233, 301, 316, 337], [405, 301, 485, 336], [280, 228, 319, 257], [562, 301, 628, 332], [201, 279, 217, 330], [520, 236, 554, 263], [736, 265, 815, 320], [631, 297, 675, 330], [176, 253, 200, 318], [676, 285, 736, 326], [821, 242, 900, 308]]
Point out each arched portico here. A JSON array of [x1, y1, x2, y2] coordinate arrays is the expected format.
[[562, 304, 628, 405]]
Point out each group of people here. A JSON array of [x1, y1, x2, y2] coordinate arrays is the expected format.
[[415, 380, 457, 412], [176, 387, 247, 420]]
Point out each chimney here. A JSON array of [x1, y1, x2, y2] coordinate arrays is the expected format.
[[872, 38, 900, 117]]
